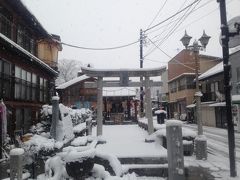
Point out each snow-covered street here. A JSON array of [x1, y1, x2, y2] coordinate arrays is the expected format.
[[183, 124, 240, 162]]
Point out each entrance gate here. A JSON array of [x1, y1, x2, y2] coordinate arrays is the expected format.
[[81, 66, 166, 136]]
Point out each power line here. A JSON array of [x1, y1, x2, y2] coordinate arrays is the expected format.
[[146, 0, 168, 29], [144, 0, 197, 57], [61, 40, 139, 50], [157, 0, 202, 46], [148, 37, 195, 70], [147, 38, 172, 58], [144, 0, 200, 32]]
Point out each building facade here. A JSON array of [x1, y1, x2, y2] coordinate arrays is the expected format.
[[0, 0, 61, 136], [56, 75, 97, 109], [168, 49, 221, 119]]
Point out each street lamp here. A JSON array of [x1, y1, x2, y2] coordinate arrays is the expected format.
[[180, 30, 210, 160]]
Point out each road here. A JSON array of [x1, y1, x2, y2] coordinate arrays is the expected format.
[[183, 124, 240, 162]]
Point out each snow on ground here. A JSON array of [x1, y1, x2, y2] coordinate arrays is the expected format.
[[93, 125, 167, 158]]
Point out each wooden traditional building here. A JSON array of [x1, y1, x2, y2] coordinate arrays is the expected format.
[[56, 75, 97, 109], [0, 0, 62, 136]]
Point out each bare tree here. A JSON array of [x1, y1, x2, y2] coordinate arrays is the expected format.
[[56, 59, 82, 85]]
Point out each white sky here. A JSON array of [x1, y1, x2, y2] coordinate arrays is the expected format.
[[22, 0, 240, 69]]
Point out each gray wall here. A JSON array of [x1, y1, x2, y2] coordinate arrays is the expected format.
[[230, 50, 240, 95]]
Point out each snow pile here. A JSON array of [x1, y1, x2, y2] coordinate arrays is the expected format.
[[73, 122, 86, 133], [71, 136, 88, 146], [166, 119, 183, 127], [155, 110, 167, 114], [96, 152, 123, 176], [24, 134, 62, 153], [9, 148, 24, 156], [59, 104, 74, 143]]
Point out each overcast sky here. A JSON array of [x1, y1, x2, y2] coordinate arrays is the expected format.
[[22, 0, 240, 69]]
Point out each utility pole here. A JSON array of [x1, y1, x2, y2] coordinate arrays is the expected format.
[[217, 0, 237, 177], [140, 29, 144, 115]]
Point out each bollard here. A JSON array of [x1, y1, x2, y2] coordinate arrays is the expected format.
[[10, 148, 24, 180], [195, 135, 207, 160], [166, 120, 185, 180], [86, 118, 92, 136]]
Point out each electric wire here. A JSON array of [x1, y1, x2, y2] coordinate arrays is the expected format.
[[157, 0, 202, 46], [144, 0, 189, 57], [146, 0, 168, 29], [147, 38, 195, 71], [61, 40, 139, 50], [144, 0, 202, 58], [144, 0, 200, 32]]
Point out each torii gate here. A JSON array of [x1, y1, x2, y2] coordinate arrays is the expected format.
[[81, 66, 166, 136]]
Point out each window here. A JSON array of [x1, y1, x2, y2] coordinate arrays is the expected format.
[[186, 76, 195, 89], [0, 6, 12, 39], [39, 77, 44, 102], [32, 73, 37, 101], [26, 72, 31, 100], [14, 66, 21, 99], [21, 69, 27, 99], [178, 78, 186, 91], [17, 25, 35, 54], [0, 59, 11, 99], [170, 81, 177, 93]]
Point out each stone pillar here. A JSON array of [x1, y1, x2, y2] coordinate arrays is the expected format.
[[166, 120, 185, 180], [10, 148, 24, 180], [145, 76, 154, 134], [195, 135, 207, 160], [86, 118, 92, 136], [97, 77, 103, 136], [50, 96, 60, 140]]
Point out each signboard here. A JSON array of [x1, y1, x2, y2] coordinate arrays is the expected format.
[[228, 16, 240, 48], [120, 71, 129, 86]]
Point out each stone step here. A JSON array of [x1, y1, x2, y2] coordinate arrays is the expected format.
[[122, 164, 168, 177], [122, 165, 215, 179], [118, 157, 167, 165]]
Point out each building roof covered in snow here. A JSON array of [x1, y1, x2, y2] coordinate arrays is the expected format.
[[56, 75, 94, 90], [199, 62, 223, 81]]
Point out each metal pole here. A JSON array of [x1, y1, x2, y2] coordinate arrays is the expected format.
[[217, 0, 237, 177], [0, 109, 2, 159], [193, 43, 203, 135], [140, 29, 144, 116]]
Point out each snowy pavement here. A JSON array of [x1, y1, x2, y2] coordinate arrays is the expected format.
[[183, 123, 240, 162], [93, 124, 167, 158]]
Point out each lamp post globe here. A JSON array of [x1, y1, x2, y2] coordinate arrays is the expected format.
[[199, 30, 211, 49], [180, 30, 192, 49]]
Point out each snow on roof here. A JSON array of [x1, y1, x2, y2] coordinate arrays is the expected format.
[[199, 62, 223, 80], [232, 94, 240, 102], [103, 87, 136, 97], [56, 75, 91, 89], [0, 33, 57, 75], [209, 102, 226, 107]]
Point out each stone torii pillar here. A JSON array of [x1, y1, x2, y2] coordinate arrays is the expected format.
[[97, 77, 103, 136], [145, 76, 154, 134]]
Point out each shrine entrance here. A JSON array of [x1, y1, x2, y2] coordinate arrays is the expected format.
[[81, 66, 166, 136]]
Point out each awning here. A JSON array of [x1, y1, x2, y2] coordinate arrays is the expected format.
[[186, 104, 196, 108], [232, 95, 240, 104]]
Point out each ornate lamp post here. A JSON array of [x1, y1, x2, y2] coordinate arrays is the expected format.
[[180, 30, 210, 160]]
